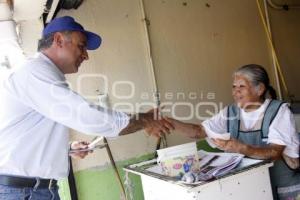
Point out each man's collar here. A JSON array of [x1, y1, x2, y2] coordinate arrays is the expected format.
[[37, 52, 66, 81]]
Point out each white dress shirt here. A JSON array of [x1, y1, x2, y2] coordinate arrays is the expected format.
[[202, 99, 299, 158], [0, 53, 129, 179]]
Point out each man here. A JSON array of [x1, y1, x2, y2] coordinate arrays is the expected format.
[[0, 16, 173, 200]]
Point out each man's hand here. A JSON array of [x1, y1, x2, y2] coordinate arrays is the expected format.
[[143, 108, 174, 138], [119, 107, 174, 137], [69, 141, 92, 159], [144, 116, 174, 138]]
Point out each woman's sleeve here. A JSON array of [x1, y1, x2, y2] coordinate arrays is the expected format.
[[201, 107, 228, 134], [268, 104, 299, 158]]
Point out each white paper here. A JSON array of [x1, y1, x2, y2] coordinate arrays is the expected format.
[[69, 147, 96, 153], [88, 137, 104, 149], [182, 150, 244, 183], [69, 137, 104, 154], [204, 127, 230, 148], [156, 142, 197, 162]]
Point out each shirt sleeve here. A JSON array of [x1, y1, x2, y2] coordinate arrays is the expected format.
[[201, 107, 228, 134], [268, 103, 299, 158], [21, 65, 129, 137]]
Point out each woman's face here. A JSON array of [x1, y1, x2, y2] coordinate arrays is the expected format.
[[232, 75, 263, 109]]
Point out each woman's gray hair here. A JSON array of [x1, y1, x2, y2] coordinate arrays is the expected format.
[[234, 64, 277, 99]]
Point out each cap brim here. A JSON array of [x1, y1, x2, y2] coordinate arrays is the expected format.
[[84, 31, 102, 50]]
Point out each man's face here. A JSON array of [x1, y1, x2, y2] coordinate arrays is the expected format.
[[58, 31, 89, 74]]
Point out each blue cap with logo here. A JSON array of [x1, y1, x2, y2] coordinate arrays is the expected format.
[[43, 16, 101, 50]]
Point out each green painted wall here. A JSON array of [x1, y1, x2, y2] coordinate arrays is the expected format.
[[59, 140, 219, 200], [59, 154, 155, 200], [58, 179, 72, 200], [74, 166, 143, 200]]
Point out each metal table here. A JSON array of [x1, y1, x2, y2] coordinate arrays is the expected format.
[[124, 153, 274, 200]]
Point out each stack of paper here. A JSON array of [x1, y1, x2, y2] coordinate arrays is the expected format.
[[181, 150, 244, 183], [197, 151, 243, 180]]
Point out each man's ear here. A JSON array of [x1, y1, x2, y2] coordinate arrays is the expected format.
[[53, 32, 64, 48]]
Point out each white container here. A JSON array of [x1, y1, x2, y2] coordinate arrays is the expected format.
[[156, 142, 199, 177]]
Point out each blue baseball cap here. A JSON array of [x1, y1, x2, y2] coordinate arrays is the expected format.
[[43, 16, 101, 50]]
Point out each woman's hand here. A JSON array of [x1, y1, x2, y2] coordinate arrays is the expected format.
[[282, 153, 299, 169], [69, 141, 92, 159], [212, 138, 245, 153], [164, 117, 205, 139], [213, 138, 285, 160]]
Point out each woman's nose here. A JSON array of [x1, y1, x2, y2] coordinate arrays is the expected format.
[[232, 88, 240, 95]]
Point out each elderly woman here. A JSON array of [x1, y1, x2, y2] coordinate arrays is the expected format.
[[168, 64, 299, 200]]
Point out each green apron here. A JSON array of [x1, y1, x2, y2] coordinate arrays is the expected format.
[[227, 99, 300, 200]]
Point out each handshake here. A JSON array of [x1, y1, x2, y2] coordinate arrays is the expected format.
[[131, 108, 175, 138], [70, 107, 206, 159], [119, 107, 205, 139]]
